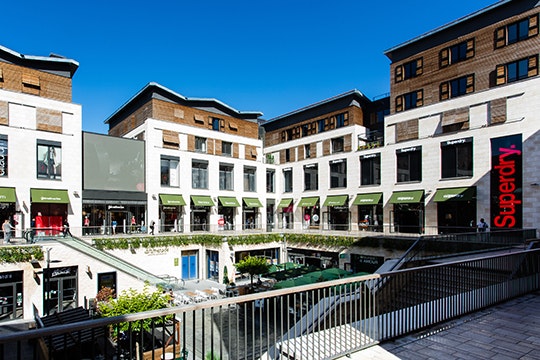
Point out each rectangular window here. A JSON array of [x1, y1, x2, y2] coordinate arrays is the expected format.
[[37, 141, 61, 180], [304, 144, 311, 159], [304, 164, 318, 191], [219, 163, 234, 190], [332, 137, 344, 153], [330, 159, 347, 188], [441, 138, 473, 178], [222, 141, 232, 156], [285, 148, 291, 162], [192, 160, 208, 189], [195, 137, 207, 153], [439, 39, 474, 67], [496, 55, 539, 85], [360, 153, 381, 185], [395, 90, 423, 112], [283, 169, 293, 193], [266, 169, 275, 193], [211, 117, 221, 131], [160, 156, 179, 187], [318, 119, 325, 133], [302, 124, 309, 137], [336, 113, 345, 128], [0, 135, 7, 177], [395, 58, 423, 82], [440, 74, 474, 100], [244, 166, 256, 192], [495, 14, 538, 48], [396, 147, 422, 182]]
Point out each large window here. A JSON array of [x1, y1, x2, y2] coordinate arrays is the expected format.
[[495, 15, 538, 48], [441, 138, 473, 178], [439, 39, 474, 68], [222, 141, 232, 156], [496, 56, 538, 85], [336, 113, 346, 128], [318, 119, 325, 133], [360, 153, 381, 185], [304, 164, 318, 191], [395, 58, 423, 82], [304, 144, 311, 159], [192, 160, 208, 189], [440, 75, 474, 100], [330, 159, 347, 188], [395, 90, 423, 112], [397, 147, 422, 182], [285, 149, 291, 162], [266, 169, 275, 193], [0, 136, 7, 177], [219, 163, 234, 190], [211, 118, 221, 131], [244, 166, 256, 192], [161, 156, 179, 187], [37, 141, 61, 180], [195, 137, 207, 153], [332, 137, 344, 153], [283, 169, 293, 193]]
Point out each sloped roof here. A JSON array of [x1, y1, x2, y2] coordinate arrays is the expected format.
[[0, 44, 79, 78]]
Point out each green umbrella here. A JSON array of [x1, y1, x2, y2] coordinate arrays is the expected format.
[[322, 268, 349, 278]]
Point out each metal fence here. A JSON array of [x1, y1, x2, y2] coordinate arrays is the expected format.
[[1, 249, 539, 360]]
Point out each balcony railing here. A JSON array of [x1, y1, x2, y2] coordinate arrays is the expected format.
[[1, 249, 538, 359]]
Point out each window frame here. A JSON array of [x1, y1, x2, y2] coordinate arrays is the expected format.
[[0, 135, 7, 177], [243, 166, 256, 192], [303, 164, 319, 191], [222, 141, 232, 157], [37, 140, 62, 180], [441, 138, 473, 179], [283, 168, 293, 193], [331, 137, 344, 153], [219, 163, 234, 191], [496, 55, 539, 85], [360, 153, 381, 186], [266, 169, 275, 193], [195, 137, 207, 153], [160, 156, 180, 187], [329, 159, 347, 189], [191, 160, 209, 189], [396, 146, 422, 183]]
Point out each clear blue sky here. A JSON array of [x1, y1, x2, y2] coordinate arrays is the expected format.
[[3, 0, 495, 134]]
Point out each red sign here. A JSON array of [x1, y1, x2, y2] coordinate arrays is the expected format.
[[218, 218, 225, 226]]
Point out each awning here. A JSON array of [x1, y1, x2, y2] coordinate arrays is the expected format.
[[278, 198, 293, 208], [0, 187, 16, 203], [389, 190, 424, 204], [352, 193, 382, 205], [191, 195, 215, 207], [298, 197, 319, 207], [218, 196, 240, 207], [323, 195, 348, 207], [159, 194, 186, 206], [433, 187, 476, 202], [31, 189, 70, 204], [243, 198, 263, 208]]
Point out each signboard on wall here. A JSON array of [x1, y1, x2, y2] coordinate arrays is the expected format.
[[490, 134, 522, 229]]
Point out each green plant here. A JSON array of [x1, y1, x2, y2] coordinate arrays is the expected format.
[[235, 256, 270, 285], [0, 246, 44, 263]]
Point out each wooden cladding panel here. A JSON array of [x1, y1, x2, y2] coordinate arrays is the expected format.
[[442, 107, 469, 126], [187, 134, 195, 152], [36, 108, 62, 133], [322, 140, 331, 156], [207, 139, 215, 154], [297, 145, 304, 161], [396, 119, 419, 142], [0, 101, 7, 125], [215, 139, 222, 156], [245, 145, 258, 160], [162, 130, 179, 149], [344, 134, 352, 152], [232, 143, 239, 158], [490, 98, 507, 124]]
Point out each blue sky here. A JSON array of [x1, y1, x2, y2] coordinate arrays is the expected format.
[[3, 0, 495, 134]]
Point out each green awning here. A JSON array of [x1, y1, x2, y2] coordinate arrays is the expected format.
[[191, 195, 215, 207], [298, 197, 319, 207], [243, 198, 263, 208], [352, 193, 382, 205], [323, 195, 348, 207], [159, 194, 186, 206], [31, 189, 70, 204], [389, 190, 424, 204], [278, 198, 293, 208], [219, 196, 240, 207], [0, 187, 16, 203], [433, 187, 476, 202]]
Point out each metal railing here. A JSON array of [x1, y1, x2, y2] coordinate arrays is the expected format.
[[1, 249, 538, 360]]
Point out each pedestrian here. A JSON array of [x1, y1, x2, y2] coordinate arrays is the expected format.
[[150, 220, 155, 235], [63, 219, 72, 237], [2, 219, 14, 244], [111, 219, 117, 235], [477, 218, 489, 232], [83, 216, 90, 235], [130, 215, 137, 233]]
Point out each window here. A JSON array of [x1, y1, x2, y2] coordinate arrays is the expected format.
[[266, 169, 275, 193], [285, 149, 291, 162], [318, 119, 325, 133], [302, 124, 309, 137], [495, 15, 538, 48], [244, 167, 256, 192], [360, 153, 381, 185], [0, 136, 7, 177], [195, 137, 207, 153], [496, 55, 538, 85], [283, 169, 293, 193], [441, 138, 473, 178], [330, 159, 347, 188], [440, 74, 474, 100], [439, 39, 474, 68], [395, 58, 423, 82], [37, 141, 61, 180], [304, 144, 311, 159], [336, 113, 346, 128], [219, 163, 234, 190], [332, 137, 344, 153], [222, 141, 232, 156], [161, 156, 179, 187], [304, 164, 318, 191], [396, 147, 422, 182], [395, 90, 423, 112], [192, 160, 208, 189], [211, 117, 221, 131]]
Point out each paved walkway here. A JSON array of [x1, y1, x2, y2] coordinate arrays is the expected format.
[[349, 291, 540, 360]]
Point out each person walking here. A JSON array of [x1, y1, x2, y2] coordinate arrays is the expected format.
[[2, 219, 14, 244], [150, 220, 155, 235], [63, 219, 72, 237], [477, 218, 489, 232], [83, 216, 90, 235]]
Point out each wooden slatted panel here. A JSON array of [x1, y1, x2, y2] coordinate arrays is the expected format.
[[466, 39, 475, 58], [495, 27, 506, 48], [528, 55, 539, 77], [415, 58, 423, 76], [439, 48, 449, 68], [416, 90, 423, 107], [442, 107, 469, 126], [22, 73, 40, 87], [187, 134, 195, 151], [297, 145, 304, 161], [233, 143, 239, 158], [440, 82, 449, 100], [496, 64, 506, 85], [396, 119, 419, 142], [528, 14, 538, 37], [490, 98, 507, 124], [395, 96, 403, 112], [344, 134, 352, 152], [466, 74, 475, 93], [322, 140, 331, 156], [395, 65, 403, 82]]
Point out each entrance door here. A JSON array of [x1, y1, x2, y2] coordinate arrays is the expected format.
[[45, 276, 77, 315], [108, 211, 128, 234], [181, 253, 198, 280], [0, 283, 23, 322]]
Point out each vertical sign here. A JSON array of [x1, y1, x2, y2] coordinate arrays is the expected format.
[[491, 134, 522, 229], [0, 137, 7, 177]]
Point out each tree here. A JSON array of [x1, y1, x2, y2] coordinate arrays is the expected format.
[[235, 256, 270, 285]]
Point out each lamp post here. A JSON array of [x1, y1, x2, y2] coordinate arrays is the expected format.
[[45, 248, 51, 316]]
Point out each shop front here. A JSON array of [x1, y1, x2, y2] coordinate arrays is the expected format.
[[389, 190, 424, 234], [0, 270, 23, 323], [433, 187, 476, 233], [0, 187, 17, 233], [243, 197, 263, 230], [218, 196, 239, 230], [43, 265, 78, 316], [323, 195, 349, 231], [277, 198, 293, 229], [159, 194, 185, 233], [298, 196, 320, 229], [190, 195, 214, 231], [352, 192, 383, 231], [31, 188, 70, 236]]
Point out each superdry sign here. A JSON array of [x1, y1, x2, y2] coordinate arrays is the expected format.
[[490, 134, 522, 229]]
